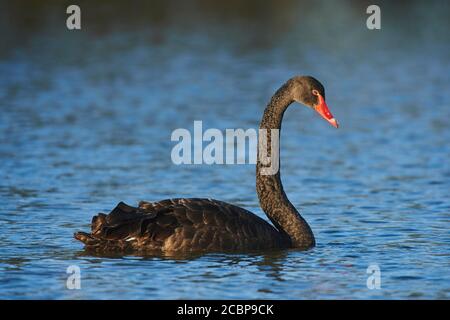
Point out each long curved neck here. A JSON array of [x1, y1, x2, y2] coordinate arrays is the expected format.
[[256, 83, 315, 249]]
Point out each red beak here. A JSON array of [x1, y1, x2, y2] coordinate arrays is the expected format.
[[314, 94, 339, 128]]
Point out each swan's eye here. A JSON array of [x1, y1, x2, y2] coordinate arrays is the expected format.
[[312, 90, 320, 96]]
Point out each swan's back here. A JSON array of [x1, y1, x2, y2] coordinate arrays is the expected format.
[[75, 198, 289, 253]]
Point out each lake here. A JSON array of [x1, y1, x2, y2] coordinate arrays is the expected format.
[[0, 0, 449, 299]]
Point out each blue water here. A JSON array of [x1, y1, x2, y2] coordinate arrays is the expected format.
[[0, 1, 449, 299]]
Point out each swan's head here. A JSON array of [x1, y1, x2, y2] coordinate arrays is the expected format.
[[290, 76, 338, 128]]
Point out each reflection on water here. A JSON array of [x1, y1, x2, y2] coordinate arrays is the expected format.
[[0, 0, 449, 299]]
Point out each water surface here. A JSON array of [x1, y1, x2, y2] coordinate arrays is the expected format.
[[0, 1, 449, 299]]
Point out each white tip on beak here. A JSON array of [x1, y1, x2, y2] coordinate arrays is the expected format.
[[328, 118, 339, 128]]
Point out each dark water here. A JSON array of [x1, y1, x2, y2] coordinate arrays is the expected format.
[[0, 1, 449, 299]]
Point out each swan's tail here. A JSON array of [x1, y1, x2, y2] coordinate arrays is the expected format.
[[73, 231, 132, 252], [74, 202, 150, 252]]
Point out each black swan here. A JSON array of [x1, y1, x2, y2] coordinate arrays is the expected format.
[[75, 76, 338, 253]]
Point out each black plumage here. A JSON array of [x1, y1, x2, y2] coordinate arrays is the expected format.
[[75, 76, 336, 253], [75, 199, 288, 252]]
